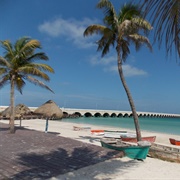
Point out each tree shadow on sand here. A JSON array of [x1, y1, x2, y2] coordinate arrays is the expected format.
[[0, 123, 25, 132], [57, 158, 141, 180], [11, 146, 126, 179]]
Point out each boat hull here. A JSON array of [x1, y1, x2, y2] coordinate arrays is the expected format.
[[169, 138, 180, 146], [100, 140, 150, 160], [91, 130, 128, 136], [104, 132, 135, 139], [91, 130, 104, 133], [91, 130, 127, 133], [121, 136, 156, 143]]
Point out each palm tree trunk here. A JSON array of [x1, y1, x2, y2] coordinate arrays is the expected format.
[[10, 75, 15, 133], [117, 52, 142, 141]]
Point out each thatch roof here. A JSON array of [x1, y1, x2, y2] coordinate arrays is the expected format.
[[1, 104, 31, 118], [34, 100, 63, 119]]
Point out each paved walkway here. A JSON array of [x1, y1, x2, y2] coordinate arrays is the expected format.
[[0, 123, 123, 179]]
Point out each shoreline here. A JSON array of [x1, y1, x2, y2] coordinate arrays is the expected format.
[[1, 119, 180, 179], [60, 119, 180, 146], [61, 116, 180, 136], [1, 119, 180, 146]]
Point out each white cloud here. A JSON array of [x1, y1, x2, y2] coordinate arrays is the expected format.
[[90, 55, 116, 65], [123, 64, 148, 77], [89, 55, 148, 77], [104, 64, 148, 77], [38, 17, 99, 48]]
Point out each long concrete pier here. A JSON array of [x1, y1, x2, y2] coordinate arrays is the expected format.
[[61, 108, 180, 118], [0, 106, 180, 118]]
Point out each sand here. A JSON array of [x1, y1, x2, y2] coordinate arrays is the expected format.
[[1, 119, 180, 180]]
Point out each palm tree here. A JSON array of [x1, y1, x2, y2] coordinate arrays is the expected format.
[[141, 0, 179, 58], [84, 0, 152, 141], [0, 37, 54, 133]]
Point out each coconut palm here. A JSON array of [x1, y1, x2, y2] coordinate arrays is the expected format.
[[84, 0, 152, 141], [0, 37, 54, 133], [141, 0, 180, 58]]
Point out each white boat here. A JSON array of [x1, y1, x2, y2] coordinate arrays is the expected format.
[[104, 132, 136, 139]]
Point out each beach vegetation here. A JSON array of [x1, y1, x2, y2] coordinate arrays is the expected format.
[[0, 37, 54, 133], [84, 0, 152, 141], [141, 0, 180, 58]]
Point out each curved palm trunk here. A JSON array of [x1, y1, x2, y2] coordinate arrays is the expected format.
[[117, 52, 142, 141], [10, 75, 15, 133]]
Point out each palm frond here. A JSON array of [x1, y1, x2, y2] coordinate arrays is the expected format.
[[97, 0, 118, 28], [19, 66, 50, 81], [21, 39, 41, 52], [129, 34, 152, 52], [26, 76, 54, 93], [30, 63, 54, 73], [119, 40, 130, 62], [15, 78, 26, 94], [132, 17, 152, 31], [19, 63, 54, 74], [0, 68, 8, 75], [141, 0, 180, 57], [97, 0, 116, 17], [97, 35, 115, 57], [0, 75, 10, 88], [14, 38, 42, 60], [84, 25, 107, 36], [14, 37, 30, 51], [0, 56, 11, 67], [0, 40, 14, 60], [119, 3, 142, 22], [26, 52, 49, 62]]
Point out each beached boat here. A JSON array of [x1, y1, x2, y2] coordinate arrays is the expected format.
[[100, 139, 151, 160], [91, 129, 127, 133], [104, 132, 136, 139], [104, 130, 127, 133], [91, 130, 105, 135], [73, 126, 91, 131], [121, 136, 156, 143], [91, 129, 104, 133], [169, 138, 180, 146], [91, 129, 128, 136]]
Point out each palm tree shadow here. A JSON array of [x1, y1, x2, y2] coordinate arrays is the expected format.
[[0, 124, 25, 132], [11, 146, 126, 179], [0, 127, 10, 131]]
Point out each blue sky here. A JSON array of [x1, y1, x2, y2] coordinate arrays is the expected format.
[[0, 0, 180, 114]]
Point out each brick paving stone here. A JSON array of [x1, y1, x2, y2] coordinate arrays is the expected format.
[[0, 122, 123, 179]]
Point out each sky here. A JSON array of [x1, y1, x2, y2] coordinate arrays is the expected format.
[[0, 0, 180, 114]]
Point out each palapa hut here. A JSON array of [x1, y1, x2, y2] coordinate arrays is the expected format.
[[34, 100, 63, 120], [1, 104, 31, 119]]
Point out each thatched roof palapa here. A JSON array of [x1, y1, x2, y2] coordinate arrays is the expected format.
[[1, 104, 31, 118], [34, 100, 63, 119]]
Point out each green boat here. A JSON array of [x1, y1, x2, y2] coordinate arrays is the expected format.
[[100, 139, 150, 160]]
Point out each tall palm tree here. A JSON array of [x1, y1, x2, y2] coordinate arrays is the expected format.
[[141, 0, 180, 58], [0, 37, 54, 133], [84, 0, 152, 141]]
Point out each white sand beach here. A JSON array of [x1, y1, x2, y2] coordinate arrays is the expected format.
[[1, 119, 180, 180]]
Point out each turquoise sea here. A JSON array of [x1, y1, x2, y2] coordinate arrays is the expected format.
[[61, 117, 180, 135]]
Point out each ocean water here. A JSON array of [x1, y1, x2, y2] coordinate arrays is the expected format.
[[61, 117, 180, 135]]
